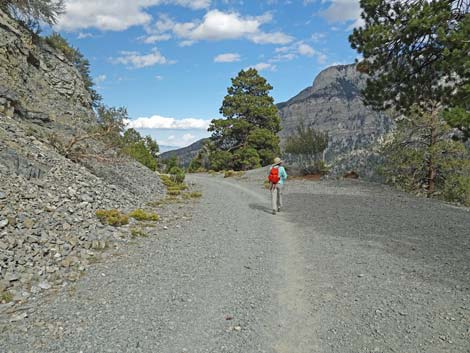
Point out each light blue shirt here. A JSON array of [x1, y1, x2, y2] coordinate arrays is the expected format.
[[270, 165, 288, 185]]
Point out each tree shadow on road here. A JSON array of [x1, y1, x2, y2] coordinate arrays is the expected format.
[[249, 203, 272, 214]]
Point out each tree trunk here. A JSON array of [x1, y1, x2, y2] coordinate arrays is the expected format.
[[426, 104, 439, 197]]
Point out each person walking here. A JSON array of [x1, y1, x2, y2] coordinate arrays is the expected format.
[[268, 157, 288, 215]]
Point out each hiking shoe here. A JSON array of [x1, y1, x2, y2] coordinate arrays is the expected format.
[[272, 210, 276, 215], [277, 207, 281, 212]]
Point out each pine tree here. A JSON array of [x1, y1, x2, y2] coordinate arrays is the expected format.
[[381, 104, 470, 202], [349, 0, 470, 139], [208, 69, 281, 170], [2, 0, 65, 26]]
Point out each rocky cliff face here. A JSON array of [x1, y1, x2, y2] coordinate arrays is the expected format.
[[0, 10, 94, 126], [277, 64, 394, 178], [0, 11, 165, 306]]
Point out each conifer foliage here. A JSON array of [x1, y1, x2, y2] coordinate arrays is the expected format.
[[208, 69, 281, 171], [1, 0, 65, 26], [349, 0, 470, 137], [350, 0, 470, 203]]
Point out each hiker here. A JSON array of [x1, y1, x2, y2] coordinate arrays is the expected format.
[[268, 157, 288, 215]]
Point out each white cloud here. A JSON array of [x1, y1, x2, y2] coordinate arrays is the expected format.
[[95, 74, 107, 83], [159, 133, 199, 148], [155, 75, 163, 80], [273, 42, 327, 63], [298, 43, 315, 57], [321, 0, 364, 29], [214, 53, 241, 63], [143, 34, 171, 44], [249, 31, 294, 45], [147, 10, 293, 45], [57, 0, 211, 31], [179, 40, 196, 47], [322, 0, 360, 23], [311, 32, 326, 42], [173, 10, 264, 40], [271, 53, 297, 62], [247, 62, 277, 72], [77, 32, 93, 39], [127, 116, 211, 130], [114, 48, 174, 68]]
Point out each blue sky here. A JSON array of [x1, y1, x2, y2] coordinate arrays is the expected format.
[[55, 0, 361, 150]]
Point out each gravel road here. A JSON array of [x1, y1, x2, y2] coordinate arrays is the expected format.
[[1, 173, 469, 353]]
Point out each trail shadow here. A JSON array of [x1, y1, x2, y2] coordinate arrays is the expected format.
[[249, 203, 272, 214]]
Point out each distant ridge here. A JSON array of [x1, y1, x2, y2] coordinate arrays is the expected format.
[[159, 138, 209, 167], [277, 64, 394, 178], [162, 64, 394, 177]]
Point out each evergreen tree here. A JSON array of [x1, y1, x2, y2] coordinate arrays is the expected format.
[[381, 104, 470, 202], [208, 69, 281, 170], [349, 0, 470, 139], [285, 121, 329, 175], [2, 0, 65, 27]]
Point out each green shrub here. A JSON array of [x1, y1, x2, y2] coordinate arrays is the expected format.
[[130, 227, 148, 238], [123, 141, 157, 171], [169, 166, 185, 184], [189, 191, 202, 198], [263, 180, 271, 189], [0, 291, 13, 303], [224, 170, 245, 178], [170, 183, 187, 191], [129, 209, 160, 222], [95, 209, 129, 226], [443, 175, 470, 206], [160, 175, 174, 187], [302, 160, 330, 176], [168, 189, 181, 196]]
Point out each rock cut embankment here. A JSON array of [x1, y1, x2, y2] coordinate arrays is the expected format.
[[0, 9, 165, 310]]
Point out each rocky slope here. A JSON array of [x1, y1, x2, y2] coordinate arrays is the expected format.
[[277, 64, 394, 178], [0, 11, 94, 126], [0, 10, 165, 310]]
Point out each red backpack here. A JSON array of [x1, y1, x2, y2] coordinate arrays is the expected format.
[[268, 166, 280, 184]]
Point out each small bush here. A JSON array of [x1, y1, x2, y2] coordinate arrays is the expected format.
[[301, 160, 330, 176], [169, 166, 185, 184], [131, 227, 148, 238], [189, 191, 202, 198], [146, 200, 162, 207], [168, 189, 181, 196], [443, 175, 470, 206], [224, 170, 245, 178], [129, 209, 160, 222], [1, 291, 13, 303], [96, 209, 129, 227], [169, 184, 187, 191], [160, 175, 174, 187], [263, 180, 271, 189]]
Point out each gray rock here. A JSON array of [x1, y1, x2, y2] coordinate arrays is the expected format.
[[0, 191, 6, 199], [38, 281, 51, 290], [5, 273, 19, 282], [0, 279, 11, 292], [10, 312, 28, 322], [277, 64, 394, 179], [0, 219, 8, 228]]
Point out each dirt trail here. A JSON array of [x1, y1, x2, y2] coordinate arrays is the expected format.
[[1, 173, 469, 353]]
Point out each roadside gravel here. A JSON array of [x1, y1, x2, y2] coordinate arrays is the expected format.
[[1, 173, 469, 353]]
